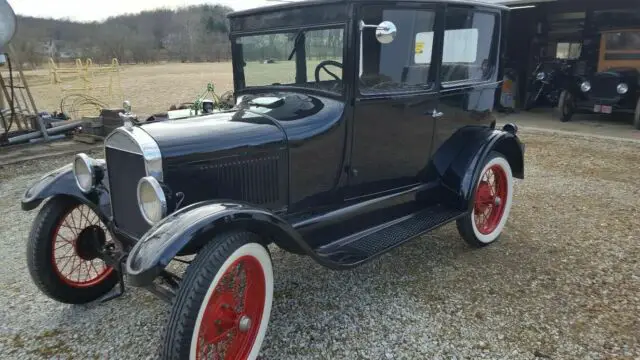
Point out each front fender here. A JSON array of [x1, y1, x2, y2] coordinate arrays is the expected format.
[[125, 201, 307, 287], [21, 162, 112, 218]]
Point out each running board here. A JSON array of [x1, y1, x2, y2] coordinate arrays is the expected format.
[[313, 206, 465, 267]]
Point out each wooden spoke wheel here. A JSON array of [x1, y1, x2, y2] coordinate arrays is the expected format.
[[26, 196, 118, 304], [457, 152, 514, 247], [162, 231, 273, 360]]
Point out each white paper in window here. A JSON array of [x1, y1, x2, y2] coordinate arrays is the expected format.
[[414, 32, 434, 64], [443, 28, 478, 63], [415, 29, 479, 64]]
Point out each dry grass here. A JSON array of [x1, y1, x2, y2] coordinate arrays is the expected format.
[[24, 62, 235, 119], [21, 60, 338, 121]]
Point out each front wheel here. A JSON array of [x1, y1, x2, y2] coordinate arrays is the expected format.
[[26, 196, 119, 304], [456, 152, 514, 247], [161, 231, 273, 360], [523, 91, 537, 110], [556, 89, 575, 122]]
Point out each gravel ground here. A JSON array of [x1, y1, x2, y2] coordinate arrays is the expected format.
[[1, 129, 639, 360]]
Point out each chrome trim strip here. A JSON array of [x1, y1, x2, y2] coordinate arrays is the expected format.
[[105, 126, 163, 181]]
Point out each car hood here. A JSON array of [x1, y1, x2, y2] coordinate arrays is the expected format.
[[139, 92, 345, 164]]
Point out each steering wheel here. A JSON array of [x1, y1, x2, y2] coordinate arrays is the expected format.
[[315, 60, 343, 82]]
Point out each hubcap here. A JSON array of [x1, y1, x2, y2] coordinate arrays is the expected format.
[[473, 164, 509, 235], [196, 256, 266, 359], [238, 316, 251, 333]]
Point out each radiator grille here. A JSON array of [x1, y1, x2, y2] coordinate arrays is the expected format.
[[105, 147, 150, 238], [590, 74, 621, 100], [201, 156, 282, 205]]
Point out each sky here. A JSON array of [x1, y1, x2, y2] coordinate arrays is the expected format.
[[8, 0, 302, 22]]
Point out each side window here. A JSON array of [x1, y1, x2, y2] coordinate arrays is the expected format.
[[441, 9, 498, 85], [359, 7, 436, 94]]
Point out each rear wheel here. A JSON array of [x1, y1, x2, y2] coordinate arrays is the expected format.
[[161, 231, 273, 360], [556, 89, 575, 122], [26, 196, 118, 304], [456, 152, 514, 247], [634, 97, 640, 130]]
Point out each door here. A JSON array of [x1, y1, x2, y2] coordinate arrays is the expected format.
[[347, 4, 442, 198], [432, 7, 503, 154]]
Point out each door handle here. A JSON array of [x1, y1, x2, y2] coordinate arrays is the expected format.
[[431, 109, 444, 118]]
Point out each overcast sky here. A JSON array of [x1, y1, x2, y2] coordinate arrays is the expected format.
[[8, 0, 298, 22]]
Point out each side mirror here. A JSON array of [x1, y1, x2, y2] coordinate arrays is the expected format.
[[359, 20, 397, 44], [0, 0, 17, 51]]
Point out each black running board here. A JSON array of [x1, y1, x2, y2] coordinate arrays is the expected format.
[[313, 206, 465, 267]]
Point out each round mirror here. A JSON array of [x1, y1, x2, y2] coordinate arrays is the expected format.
[[376, 21, 397, 44], [0, 0, 17, 50]]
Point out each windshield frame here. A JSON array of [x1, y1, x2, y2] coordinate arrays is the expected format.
[[230, 22, 349, 99]]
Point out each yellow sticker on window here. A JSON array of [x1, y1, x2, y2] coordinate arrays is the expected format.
[[415, 41, 424, 54]]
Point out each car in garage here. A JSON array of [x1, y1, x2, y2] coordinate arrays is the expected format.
[[18, 0, 525, 359], [557, 28, 640, 129]]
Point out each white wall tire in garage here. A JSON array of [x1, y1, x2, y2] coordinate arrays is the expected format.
[[457, 151, 514, 247]]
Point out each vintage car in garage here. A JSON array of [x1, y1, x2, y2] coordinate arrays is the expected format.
[[18, 0, 524, 358], [557, 28, 640, 129]]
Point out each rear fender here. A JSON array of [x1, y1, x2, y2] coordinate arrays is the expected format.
[[125, 201, 308, 287], [428, 125, 524, 210], [21, 162, 112, 218]]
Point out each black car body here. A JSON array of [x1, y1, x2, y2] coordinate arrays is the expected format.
[[20, 0, 525, 358], [557, 29, 640, 129]]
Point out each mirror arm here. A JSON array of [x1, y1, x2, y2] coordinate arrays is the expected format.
[[358, 21, 390, 32]]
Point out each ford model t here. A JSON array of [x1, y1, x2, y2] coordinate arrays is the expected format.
[[19, 0, 523, 358], [557, 28, 640, 129]]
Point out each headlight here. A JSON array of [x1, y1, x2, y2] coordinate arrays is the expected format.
[[536, 72, 545, 81], [617, 83, 629, 94], [73, 153, 96, 193], [580, 81, 591, 92], [137, 176, 167, 225]]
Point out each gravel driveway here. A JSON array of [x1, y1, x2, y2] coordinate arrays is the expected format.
[[1, 129, 639, 359]]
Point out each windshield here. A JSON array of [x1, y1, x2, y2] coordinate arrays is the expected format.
[[235, 27, 344, 94]]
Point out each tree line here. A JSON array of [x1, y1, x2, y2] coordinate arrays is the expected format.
[[11, 4, 234, 68]]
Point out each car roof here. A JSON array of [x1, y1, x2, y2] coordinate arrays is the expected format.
[[228, 0, 508, 18]]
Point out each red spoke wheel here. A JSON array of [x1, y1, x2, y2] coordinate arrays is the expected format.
[[457, 152, 514, 247], [26, 196, 118, 304], [162, 231, 273, 360]]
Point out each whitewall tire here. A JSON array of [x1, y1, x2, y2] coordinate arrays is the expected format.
[[161, 231, 273, 360], [457, 152, 514, 247]]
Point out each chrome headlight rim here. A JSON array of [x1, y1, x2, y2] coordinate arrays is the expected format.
[[536, 72, 545, 81], [617, 82, 629, 95], [136, 176, 167, 225], [72, 153, 96, 194], [580, 81, 591, 93]]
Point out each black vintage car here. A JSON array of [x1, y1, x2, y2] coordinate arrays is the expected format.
[[524, 58, 577, 110], [557, 29, 640, 129], [18, 0, 524, 358]]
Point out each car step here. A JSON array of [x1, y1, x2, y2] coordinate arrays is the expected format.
[[314, 206, 466, 267]]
